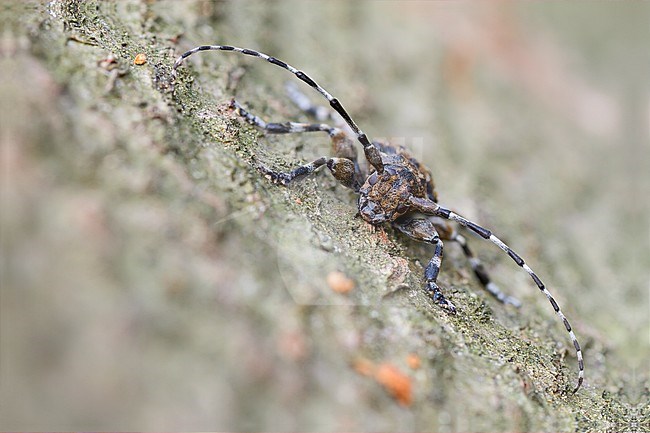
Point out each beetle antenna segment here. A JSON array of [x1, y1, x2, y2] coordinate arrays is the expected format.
[[408, 196, 584, 392], [172, 45, 384, 173]]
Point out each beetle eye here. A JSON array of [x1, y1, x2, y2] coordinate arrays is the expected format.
[[396, 203, 409, 214]]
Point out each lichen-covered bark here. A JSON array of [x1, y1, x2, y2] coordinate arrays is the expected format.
[[1, 0, 647, 431]]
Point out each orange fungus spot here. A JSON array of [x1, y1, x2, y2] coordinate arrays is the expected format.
[[374, 363, 413, 406], [327, 271, 355, 294], [134, 53, 147, 65]]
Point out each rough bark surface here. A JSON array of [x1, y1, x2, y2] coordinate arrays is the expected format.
[[1, 1, 648, 431]]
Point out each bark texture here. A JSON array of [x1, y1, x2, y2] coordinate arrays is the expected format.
[[1, 1, 648, 431]]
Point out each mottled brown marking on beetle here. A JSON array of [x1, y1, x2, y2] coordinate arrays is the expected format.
[[358, 150, 431, 225]]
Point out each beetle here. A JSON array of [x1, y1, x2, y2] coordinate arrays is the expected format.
[[172, 44, 584, 392]]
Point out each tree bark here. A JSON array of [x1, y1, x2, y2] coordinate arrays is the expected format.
[[1, 0, 646, 431]]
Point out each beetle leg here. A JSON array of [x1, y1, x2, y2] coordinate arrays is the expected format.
[[452, 231, 521, 307], [256, 156, 359, 191], [231, 100, 365, 189], [408, 195, 584, 392], [285, 81, 335, 122], [430, 218, 522, 307], [393, 217, 456, 314]]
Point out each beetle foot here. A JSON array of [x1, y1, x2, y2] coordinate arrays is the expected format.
[[254, 162, 291, 186], [428, 282, 457, 315]]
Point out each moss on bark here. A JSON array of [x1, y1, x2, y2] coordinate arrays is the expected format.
[[1, 1, 647, 431]]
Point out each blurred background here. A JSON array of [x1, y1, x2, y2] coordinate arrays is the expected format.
[[1, 0, 649, 430]]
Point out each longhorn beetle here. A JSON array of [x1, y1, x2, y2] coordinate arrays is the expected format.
[[172, 44, 584, 392]]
